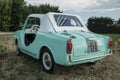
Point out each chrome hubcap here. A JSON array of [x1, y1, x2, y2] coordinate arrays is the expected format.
[[42, 52, 52, 70]]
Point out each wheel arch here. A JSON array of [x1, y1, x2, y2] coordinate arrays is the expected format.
[[39, 46, 56, 63]]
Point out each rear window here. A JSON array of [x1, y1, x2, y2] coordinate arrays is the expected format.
[[54, 14, 83, 27]]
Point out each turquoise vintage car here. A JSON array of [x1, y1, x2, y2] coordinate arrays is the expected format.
[[14, 12, 112, 73]]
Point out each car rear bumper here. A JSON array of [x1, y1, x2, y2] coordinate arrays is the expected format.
[[61, 50, 112, 66], [70, 50, 112, 63]]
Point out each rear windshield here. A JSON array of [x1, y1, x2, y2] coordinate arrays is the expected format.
[[54, 14, 83, 27]]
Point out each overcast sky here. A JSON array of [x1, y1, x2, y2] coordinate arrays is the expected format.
[[24, 0, 120, 23]]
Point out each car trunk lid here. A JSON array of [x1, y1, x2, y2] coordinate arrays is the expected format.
[[61, 31, 106, 58]]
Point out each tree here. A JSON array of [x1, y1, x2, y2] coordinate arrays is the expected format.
[[22, 4, 61, 22], [0, 0, 61, 31], [116, 18, 120, 33], [10, 1, 61, 31], [87, 17, 116, 33], [117, 18, 120, 27], [0, 0, 11, 31], [10, 0, 24, 31]]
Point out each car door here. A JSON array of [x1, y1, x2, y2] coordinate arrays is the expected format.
[[22, 17, 40, 56]]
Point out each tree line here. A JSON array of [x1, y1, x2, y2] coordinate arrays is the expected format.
[[0, 0, 119, 33], [87, 17, 120, 34], [0, 0, 61, 31]]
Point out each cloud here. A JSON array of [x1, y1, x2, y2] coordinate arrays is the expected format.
[[83, 0, 120, 11], [24, 0, 120, 12]]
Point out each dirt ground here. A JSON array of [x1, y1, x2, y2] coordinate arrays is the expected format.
[[0, 34, 120, 80]]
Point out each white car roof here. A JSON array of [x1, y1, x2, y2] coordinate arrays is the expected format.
[[27, 12, 88, 32]]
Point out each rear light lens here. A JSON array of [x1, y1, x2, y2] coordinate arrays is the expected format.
[[67, 39, 72, 53], [108, 38, 112, 47]]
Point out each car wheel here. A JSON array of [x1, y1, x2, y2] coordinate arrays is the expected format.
[[41, 48, 54, 73], [16, 43, 21, 55]]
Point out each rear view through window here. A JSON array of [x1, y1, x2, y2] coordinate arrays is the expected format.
[[54, 14, 83, 27]]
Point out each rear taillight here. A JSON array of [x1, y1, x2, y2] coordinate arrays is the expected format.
[[108, 38, 112, 47], [67, 39, 72, 53]]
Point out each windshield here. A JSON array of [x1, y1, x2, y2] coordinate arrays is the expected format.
[[54, 14, 83, 27]]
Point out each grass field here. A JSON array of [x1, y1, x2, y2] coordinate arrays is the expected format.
[[0, 34, 120, 80]]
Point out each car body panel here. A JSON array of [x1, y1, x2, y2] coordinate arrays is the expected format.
[[14, 12, 112, 66]]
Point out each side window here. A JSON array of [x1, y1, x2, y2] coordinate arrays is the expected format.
[[25, 17, 40, 29]]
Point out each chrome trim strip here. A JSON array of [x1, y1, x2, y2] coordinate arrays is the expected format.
[[69, 50, 112, 63]]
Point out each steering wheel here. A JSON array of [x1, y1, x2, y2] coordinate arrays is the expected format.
[[31, 24, 40, 33]]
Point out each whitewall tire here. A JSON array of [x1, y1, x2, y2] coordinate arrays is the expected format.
[[41, 48, 54, 73]]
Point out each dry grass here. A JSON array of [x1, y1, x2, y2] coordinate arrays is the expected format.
[[0, 34, 120, 80]]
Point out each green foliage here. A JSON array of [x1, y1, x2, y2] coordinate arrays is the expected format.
[[0, 69, 5, 78], [87, 17, 120, 33], [0, 0, 61, 31], [117, 18, 120, 28], [0, 44, 7, 53], [6, 74, 19, 80], [10, 0, 24, 31], [0, 0, 11, 31], [22, 4, 61, 22], [117, 18, 120, 24]]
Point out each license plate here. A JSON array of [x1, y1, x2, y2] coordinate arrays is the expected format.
[[87, 39, 98, 53]]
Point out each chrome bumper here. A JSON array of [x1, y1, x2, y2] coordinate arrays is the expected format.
[[69, 50, 112, 63]]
